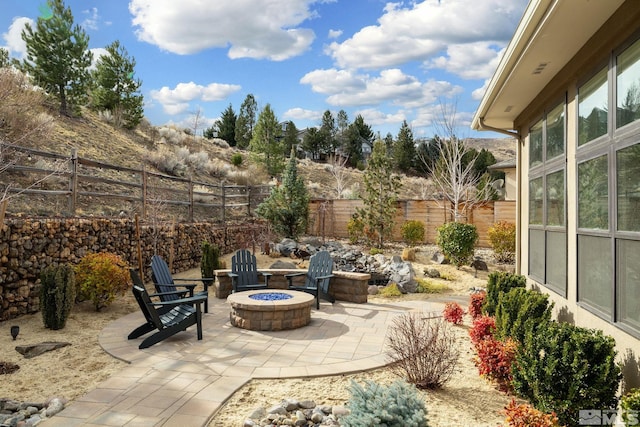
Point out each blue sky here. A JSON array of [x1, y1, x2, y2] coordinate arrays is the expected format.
[[1, 0, 528, 139]]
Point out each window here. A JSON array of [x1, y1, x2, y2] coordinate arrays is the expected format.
[[528, 100, 567, 296], [617, 38, 640, 129], [578, 67, 608, 146], [575, 36, 640, 334]]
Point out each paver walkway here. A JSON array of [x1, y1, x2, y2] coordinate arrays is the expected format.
[[43, 287, 448, 427]]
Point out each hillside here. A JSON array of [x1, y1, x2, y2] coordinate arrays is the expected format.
[[3, 106, 516, 205]]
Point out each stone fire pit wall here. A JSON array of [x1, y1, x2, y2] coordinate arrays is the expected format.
[[213, 269, 370, 303]]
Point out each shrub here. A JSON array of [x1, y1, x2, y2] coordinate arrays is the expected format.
[[443, 302, 465, 325], [483, 271, 526, 316], [502, 399, 561, 427], [379, 283, 403, 297], [39, 264, 76, 330], [512, 321, 621, 426], [401, 220, 425, 246], [494, 288, 553, 344], [469, 315, 496, 346], [386, 313, 459, 389], [621, 388, 640, 426], [488, 221, 516, 263], [415, 279, 448, 294], [75, 253, 130, 311], [468, 291, 486, 319], [347, 214, 365, 244], [474, 336, 518, 392], [340, 379, 428, 427], [369, 247, 384, 255], [230, 152, 243, 167], [200, 241, 222, 287], [436, 222, 478, 267]]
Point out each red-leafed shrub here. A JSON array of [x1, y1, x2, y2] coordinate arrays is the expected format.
[[469, 315, 496, 346], [502, 399, 562, 427], [474, 336, 517, 391], [443, 302, 465, 325], [469, 291, 486, 319]]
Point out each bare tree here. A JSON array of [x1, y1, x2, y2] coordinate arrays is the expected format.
[[420, 101, 491, 221], [189, 106, 203, 142], [327, 154, 350, 198]]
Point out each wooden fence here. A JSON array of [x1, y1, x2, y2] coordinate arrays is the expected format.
[[0, 142, 271, 223], [308, 199, 516, 247]]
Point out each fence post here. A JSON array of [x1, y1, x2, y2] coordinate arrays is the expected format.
[[221, 184, 226, 223], [188, 177, 194, 222], [141, 165, 147, 219], [67, 148, 78, 215]]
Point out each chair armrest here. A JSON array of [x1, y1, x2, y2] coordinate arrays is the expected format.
[[151, 294, 208, 307], [315, 274, 334, 280], [149, 290, 192, 298], [173, 277, 215, 283], [258, 271, 272, 277], [284, 272, 305, 279], [227, 273, 238, 278]]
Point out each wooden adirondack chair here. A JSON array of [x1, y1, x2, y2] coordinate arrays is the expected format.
[[228, 249, 271, 293], [150, 255, 210, 313], [285, 250, 335, 309], [128, 269, 206, 349]]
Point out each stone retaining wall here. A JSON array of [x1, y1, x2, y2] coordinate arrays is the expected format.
[[0, 217, 267, 320], [213, 269, 370, 303]]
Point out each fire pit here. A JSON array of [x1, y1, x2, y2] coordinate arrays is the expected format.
[[227, 290, 314, 331]]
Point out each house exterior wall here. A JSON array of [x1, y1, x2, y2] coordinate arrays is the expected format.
[[513, 1, 640, 387]]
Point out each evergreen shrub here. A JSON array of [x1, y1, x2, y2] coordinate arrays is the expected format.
[[494, 288, 553, 344], [347, 214, 365, 244], [483, 271, 526, 316], [75, 252, 130, 311], [39, 264, 76, 330], [488, 221, 516, 263], [230, 152, 243, 167], [340, 380, 428, 427], [200, 241, 221, 286], [621, 388, 640, 426], [512, 321, 621, 426], [435, 222, 478, 267], [401, 220, 425, 246]]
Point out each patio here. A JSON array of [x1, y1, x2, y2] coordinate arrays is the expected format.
[[42, 288, 448, 426]]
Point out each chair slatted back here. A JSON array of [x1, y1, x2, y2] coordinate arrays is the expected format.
[[150, 255, 179, 301], [307, 251, 333, 293], [231, 249, 259, 287], [130, 269, 163, 329]]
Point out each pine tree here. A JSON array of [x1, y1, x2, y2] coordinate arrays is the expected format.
[[320, 110, 337, 156], [358, 139, 402, 248], [249, 104, 285, 176], [256, 148, 310, 239], [91, 40, 143, 129], [21, 0, 92, 116], [344, 114, 373, 168], [281, 121, 299, 155], [235, 93, 257, 149], [214, 104, 237, 146], [394, 120, 416, 173], [302, 127, 324, 160]]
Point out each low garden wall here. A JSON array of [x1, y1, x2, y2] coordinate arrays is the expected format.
[[0, 217, 268, 320], [213, 269, 371, 303]]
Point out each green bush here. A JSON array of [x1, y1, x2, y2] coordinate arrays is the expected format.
[[340, 380, 428, 427], [75, 253, 130, 311], [512, 321, 621, 426], [483, 271, 526, 316], [200, 241, 221, 286], [39, 264, 76, 330], [435, 222, 478, 267], [230, 152, 243, 167], [487, 221, 516, 263], [379, 283, 403, 297], [621, 388, 640, 426], [494, 287, 553, 344], [401, 220, 425, 246], [347, 213, 365, 244]]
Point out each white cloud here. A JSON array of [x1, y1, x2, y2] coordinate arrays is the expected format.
[[283, 107, 321, 121], [328, 29, 342, 39], [150, 81, 242, 115], [327, 0, 526, 71], [128, 0, 320, 60], [81, 7, 100, 31], [301, 68, 463, 108], [428, 43, 505, 80], [354, 108, 406, 127], [472, 80, 490, 101], [1, 17, 32, 59]]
